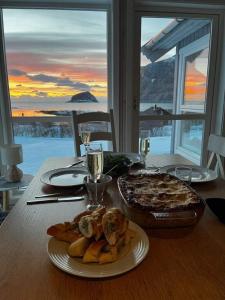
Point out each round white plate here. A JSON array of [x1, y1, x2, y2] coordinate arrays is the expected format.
[[160, 164, 218, 183], [41, 167, 88, 187], [47, 221, 149, 278]]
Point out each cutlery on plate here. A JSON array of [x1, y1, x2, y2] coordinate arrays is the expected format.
[[65, 160, 84, 168], [27, 196, 85, 205]]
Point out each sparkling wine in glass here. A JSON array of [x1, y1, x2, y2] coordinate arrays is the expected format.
[[80, 131, 91, 152], [80, 131, 91, 166], [86, 143, 104, 209], [139, 137, 150, 168]]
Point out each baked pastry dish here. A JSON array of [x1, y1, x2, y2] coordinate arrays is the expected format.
[[118, 173, 202, 211], [47, 207, 134, 264]]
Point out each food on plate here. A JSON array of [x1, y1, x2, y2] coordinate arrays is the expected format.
[[103, 154, 131, 176], [102, 208, 128, 245], [83, 239, 108, 263], [68, 237, 91, 257], [78, 206, 106, 240], [118, 173, 202, 211], [47, 222, 81, 243], [47, 207, 134, 264]]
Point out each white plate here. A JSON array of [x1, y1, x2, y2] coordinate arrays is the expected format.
[[104, 151, 141, 164], [47, 221, 149, 278], [41, 167, 88, 187], [160, 164, 218, 183]]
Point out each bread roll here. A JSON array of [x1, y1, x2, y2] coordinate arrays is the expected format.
[[102, 208, 129, 245], [67, 237, 91, 257], [83, 240, 107, 263], [79, 207, 105, 240], [47, 223, 80, 243], [99, 245, 118, 264]]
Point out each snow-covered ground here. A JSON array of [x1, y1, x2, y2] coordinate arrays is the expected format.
[[15, 136, 171, 175]]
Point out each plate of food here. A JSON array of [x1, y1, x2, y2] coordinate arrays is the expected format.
[[160, 164, 218, 183], [118, 173, 205, 228], [41, 167, 88, 187], [47, 207, 149, 278], [103, 152, 142, 176]]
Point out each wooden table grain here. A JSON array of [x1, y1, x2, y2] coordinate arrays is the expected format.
[[0, 155, 225, 300]]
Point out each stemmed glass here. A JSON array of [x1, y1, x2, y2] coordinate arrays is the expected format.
[[86, 143, 104, 209], [80, 131, 91, 154], [80, 131, 91, 166], [139, 137, 150, 170]]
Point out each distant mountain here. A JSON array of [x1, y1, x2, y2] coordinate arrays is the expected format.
[[68, 91, 98, 103], [140, 57, 175, 103]]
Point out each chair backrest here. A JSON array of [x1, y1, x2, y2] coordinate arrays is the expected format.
[[71, 109, 117, 156], [207, 134, 225, 179]]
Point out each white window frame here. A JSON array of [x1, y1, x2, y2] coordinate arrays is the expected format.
[[175, 34, 210, 164], [128, 7, 220, 166], [0, 1, 115, 149]]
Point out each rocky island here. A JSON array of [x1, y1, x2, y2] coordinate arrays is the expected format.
[[68, 91, 98, 103]]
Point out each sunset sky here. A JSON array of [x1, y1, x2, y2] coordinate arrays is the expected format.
[[3, 9, 107, 108], [3, 11, 208, 117]]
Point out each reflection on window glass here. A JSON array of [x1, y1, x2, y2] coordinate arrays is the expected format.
[[139, 121, 171, 155], [140, 17, 175, 114], [184, 48, 209, 104], [180, 120, 203, 155]]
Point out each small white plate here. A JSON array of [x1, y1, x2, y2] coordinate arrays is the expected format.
[[47, 221, 149, 278], [41, 168, 88, 187], [160, 164, 218, 183]]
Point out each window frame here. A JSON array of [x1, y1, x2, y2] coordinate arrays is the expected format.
[[129, 8, 220, 165], [0, 1, 113, 145], [174, 34, 210, 163]]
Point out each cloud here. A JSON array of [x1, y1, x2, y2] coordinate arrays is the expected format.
[[92, 84, 106, 89], [8, 69, 26, 76], [35, 91, 48, 97], [28, 73, 90, 91], [8, 68, 91, 91], [5, 33, 106, 56], [16, 84, 22, 87], [6, 52, 107, 82]]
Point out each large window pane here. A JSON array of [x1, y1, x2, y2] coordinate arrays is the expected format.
[[140, 17, 175, 115], [183, 48, 209, 105], [3, 9, 108, 174], [180, 120, 204, 155], [140, 16, 211, 162], [139, 121, 172, 155]]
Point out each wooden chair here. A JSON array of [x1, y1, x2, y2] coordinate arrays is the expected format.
[[71, 109, 117, 156], [207, 134, 225, 179]]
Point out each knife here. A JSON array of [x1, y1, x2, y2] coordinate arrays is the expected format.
[[65, 160, 84, 168], [27, 196, 85, 205]]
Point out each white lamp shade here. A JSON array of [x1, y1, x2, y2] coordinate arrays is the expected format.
[[0, 144, 23, 165]]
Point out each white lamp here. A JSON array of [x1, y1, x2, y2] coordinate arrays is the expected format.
[[0, 144, 23, 182]]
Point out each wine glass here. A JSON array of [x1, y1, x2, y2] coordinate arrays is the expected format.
[[80, 131, 91, 154], [139, 137, 150, 169], [86, 143, 104, 209], [80, 131, 91, 166]]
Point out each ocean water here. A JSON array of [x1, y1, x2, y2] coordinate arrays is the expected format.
[[11, 97, 172, 115]]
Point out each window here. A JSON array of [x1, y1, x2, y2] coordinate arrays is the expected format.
[[3, 9, 109, 174], [175, 35, 210, 161], [137, 16, 214, 164]]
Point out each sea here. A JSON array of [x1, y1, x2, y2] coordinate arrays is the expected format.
[[11, 97, 172, 116]]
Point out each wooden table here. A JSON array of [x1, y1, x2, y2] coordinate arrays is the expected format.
[[0, 155, 225, 300]]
